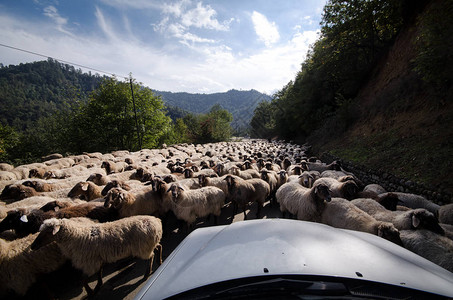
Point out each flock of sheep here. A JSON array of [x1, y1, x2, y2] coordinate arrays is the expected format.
[[0, 139, 452, 298]]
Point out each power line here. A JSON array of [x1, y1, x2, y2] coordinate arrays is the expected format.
[[0, 42, 128, 78]]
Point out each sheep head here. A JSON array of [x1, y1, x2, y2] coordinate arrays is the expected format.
[[104, 188, 128, 209], [377, 222, 403, 246], [313, 183, 331, 203], [31, 218, 61, 250], [0, 208, 28, 233], [411, 209, 444, 234], [198, 174, 207, 187], [299, 172, 314, 188], [167, 184, 184, 202], [341, 180, 359, 200], [184, 168, 194, 178], [68, 182, 90, 198]]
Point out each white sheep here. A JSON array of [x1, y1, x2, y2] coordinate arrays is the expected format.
[[400, 229, 453, 273], [0, 233, 66, 297], [101, 160, 128, 174], [166, 183, 226, 230], [321, 197, 403, 245], [31, 215, 163, 296], [276, 180, 331, 221], [230, 165, 260, 180], [103, 187, 165, 218], [351, 198, 444, 234]]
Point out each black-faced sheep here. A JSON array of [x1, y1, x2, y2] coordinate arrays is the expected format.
[[382, 192, 440, 215], [31, 216, 162, 296], [352, 198, 444, 234], [321, 198, 403, 246], [224, 175, 270, 220], [314, 177, 359, 200]]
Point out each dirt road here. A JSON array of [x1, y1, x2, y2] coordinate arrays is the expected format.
[[22, 201, 282, 300]]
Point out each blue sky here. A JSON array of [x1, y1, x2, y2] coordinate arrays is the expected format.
[[0, 0, 326, 94]]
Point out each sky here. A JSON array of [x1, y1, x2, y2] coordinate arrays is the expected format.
[[0, 0, 326, 95]]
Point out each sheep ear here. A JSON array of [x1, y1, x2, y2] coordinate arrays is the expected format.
[[179, 186, 185, 191], [20, 215, 28, 223], [81, 183, 89, 191], [166, 187, 171, 193], [52, 225, 60, 235], [412, 214, 421, 228], [54, 206, 60, 212]]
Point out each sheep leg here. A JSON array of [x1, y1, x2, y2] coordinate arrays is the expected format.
[[256, 202, 263, 218], [144, 254, 155, 279], [92, 267, 104, 294]]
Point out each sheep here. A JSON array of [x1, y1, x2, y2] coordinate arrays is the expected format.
[[67, 181, 104, 201], [382, 192, 440, 215], [320, 198, 403, 246], [103, 187, 165, 218], [400, 229, 453, 273], [230, 165, 260, 180], [0, 202, 118, 237], [306, 160, 342, 172], [276, 180, 331, 221], [87, 173, 110, 186], [438, 203, 453, 225], [101, 160, 128, 174], [31, 215, 162, 296], [29, 168, 48, 179], [225, 175, 270, 220], [198, 174, 230, 197], [0, 233, 66, 297], [0, 163, 14, 172], [314, 177, 359, 200], [363, 183, 387, 195], [287, 171, 315, 188], [0, 184, 40, 202], [260, 169, 278, 204], [351, 198, 444, 234], [0, 171, 17, 181], [276, 170, 289, 188], [166, 183, 226, 230]]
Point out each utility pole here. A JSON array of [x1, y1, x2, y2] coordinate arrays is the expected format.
[[129, 77, 142, 150]]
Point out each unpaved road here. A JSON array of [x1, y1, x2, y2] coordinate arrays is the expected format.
[[21, 202, 282, 300]]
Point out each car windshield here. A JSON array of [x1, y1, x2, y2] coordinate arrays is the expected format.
[[164, 274, 449, 300]]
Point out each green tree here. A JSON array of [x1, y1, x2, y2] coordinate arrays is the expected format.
[[0, 124, 20, 162], [73, 76, 172, 152]]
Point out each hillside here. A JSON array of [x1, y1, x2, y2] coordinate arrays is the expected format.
[[307, 0, 453, 195], [154, 89, 271, 132]]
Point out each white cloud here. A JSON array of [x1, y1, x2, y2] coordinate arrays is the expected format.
[[251, 11, 280, 47], [181, 2, 229, 31], [43, 5, 74, 36]]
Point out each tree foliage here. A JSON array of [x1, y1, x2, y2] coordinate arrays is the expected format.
[[251, 0, 405, 140]]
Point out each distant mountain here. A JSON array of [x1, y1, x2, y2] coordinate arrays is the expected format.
[[0, 59, 271, 134], [154, 89, 272, 132]]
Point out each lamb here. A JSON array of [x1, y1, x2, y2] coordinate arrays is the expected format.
[[351, 198, 444, 234], [382, 192, 440, 214], [166, 183, 226, 230], [67, 181, 104, 201], [276, 180, 331, 221], [31, 215, 163, 296], [225, 175, 270, 219], [314, 177, 359, 200], [0, 233, 66, 297], [103, 186, 165, 218], [400, 229, 453, 273], [320, 198, 403, 245]]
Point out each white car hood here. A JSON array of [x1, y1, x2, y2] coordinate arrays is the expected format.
[[136, 219, 453, 299]]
